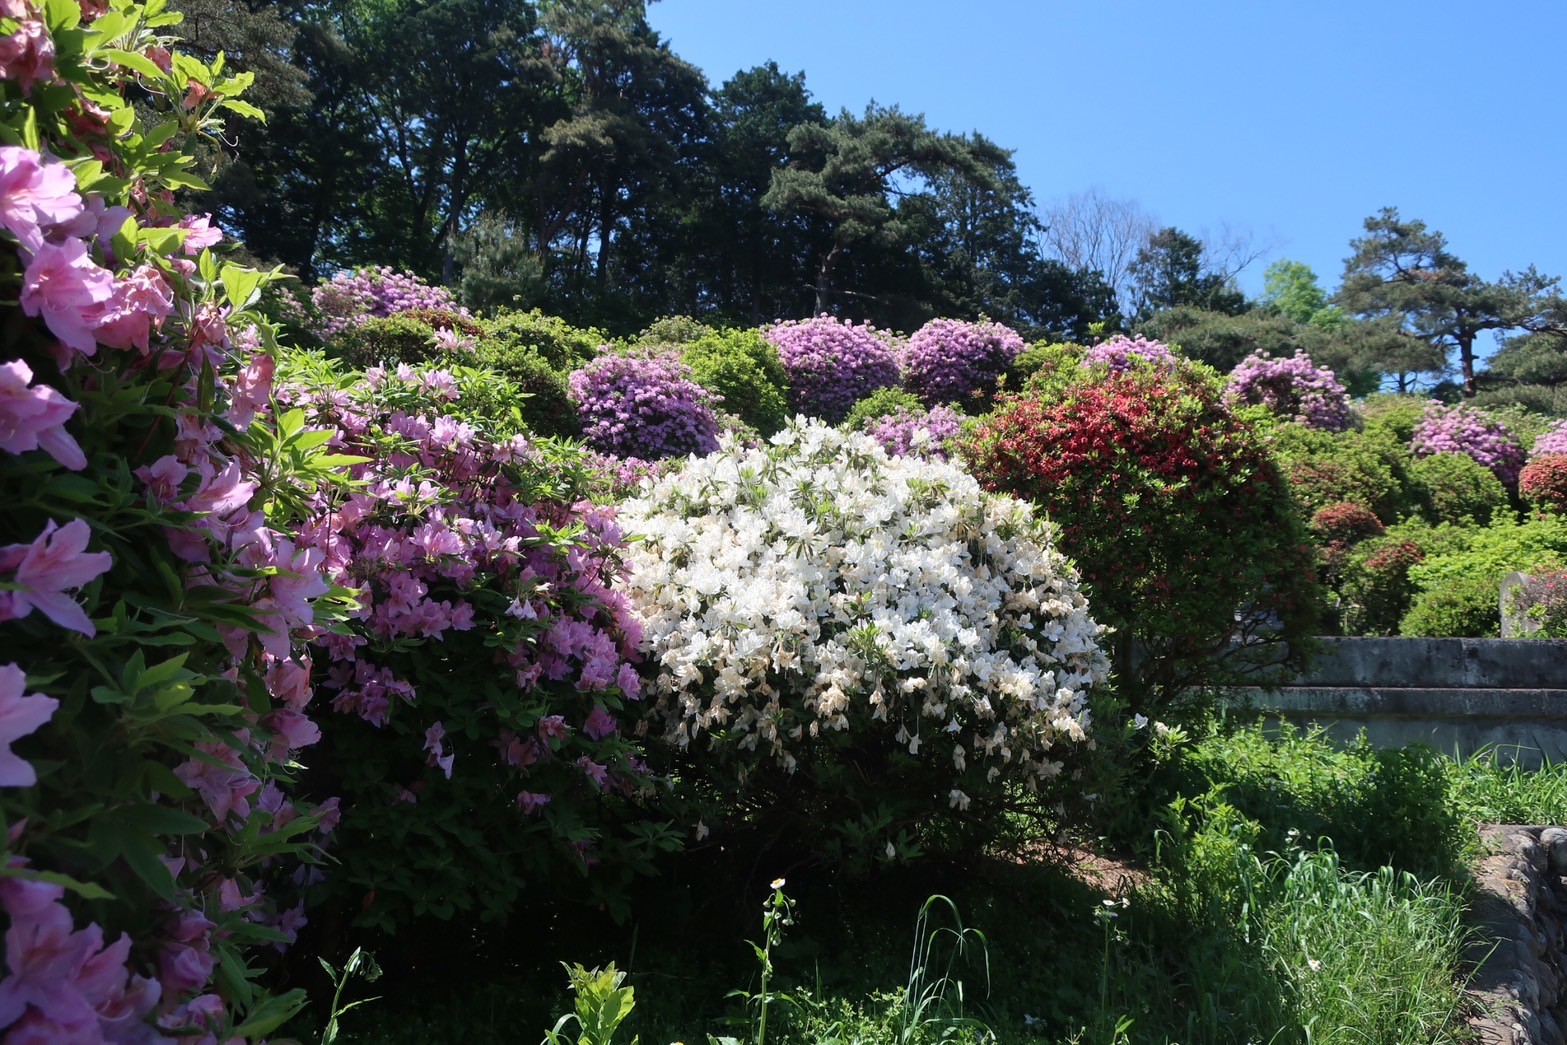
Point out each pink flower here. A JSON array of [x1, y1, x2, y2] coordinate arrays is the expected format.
[[0, 360, 85, 470], [0, 518, 112, 636], [91, 263, 175, 352], [423, 721, 454, 779], [0, 15, 55, 96], [177, 213, 222, 254], [583, 704, 617, 741], [19, 237, 114, 360], [134, 454, 189, 502], [226, 351, 273, 429], [515, 791, 550, 814], [174, 739, 258, 823], [0, 147, 81, 250], [0, 664, 58, 787]]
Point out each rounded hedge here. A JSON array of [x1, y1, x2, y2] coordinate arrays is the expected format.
[[899, 317, 1024, 411], [765, 315, 900, 424], [479, 309, 605, 371], [1522, 454, 1567, 516], [1409, 452, 1511, 525], [680, 328, 790, 437]]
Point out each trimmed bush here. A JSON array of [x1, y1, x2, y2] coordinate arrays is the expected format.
[[1081, 334, 1180, 373], [1522, 455, 1567, 516], [464, 342, 580, 440], [1409, 452, 1510, 525], [331, 309, 481, 369], [964, 365, 1320, 707], [843, 386, 926, 431], [569, 351, 720, 460], [634, 315, 715, 348], [868, 404, 965, 461], [1271, 424, 1416, 523], [680, 328, 790, 437], [1010, 340, 1085, 398], [1340, 537, 1428, 637], [479, 309, 605, 371], [899, 317, 1025, 411], [619, 421, 1111, 868], [765, 315, 900, 424], [312, 265, 463, 339], [1400, 575, 1502, 638], [1534, 420, 1567, 458], [1359, 394, 1430, 444], [1227, 349, 1352, 432]]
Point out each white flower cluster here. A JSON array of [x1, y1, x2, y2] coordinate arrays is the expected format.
[[619, 419, 1110, 790]]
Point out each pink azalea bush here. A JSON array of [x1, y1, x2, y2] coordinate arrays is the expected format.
[[1081, 334, 1178, 373], [1228, 349, 1353, 432], [311, 266, 463, 340], [275, 355, 677, 928], [1533, 420, 1567, 459], [1410, 401, 1526, 487], [568, 350, 721, 461], [868, 405, 965, 461], [765, 315, 900, 424], [899, 317, 1024, 409], [0, 3, 339, 1039]]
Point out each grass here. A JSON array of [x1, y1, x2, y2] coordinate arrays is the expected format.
[[294, 720, 1567, 1044]]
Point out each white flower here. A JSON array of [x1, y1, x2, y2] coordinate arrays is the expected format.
[[1132, 713, 1149, 731], [886, 841, 896, 859], [694, 821, 709, 841], [948, 789, 970, 811]]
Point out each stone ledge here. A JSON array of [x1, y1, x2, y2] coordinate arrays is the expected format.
[[1468, 825, 1567, 1044]]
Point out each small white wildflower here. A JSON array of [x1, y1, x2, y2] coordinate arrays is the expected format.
[[948, 788, 970, 811], [886, 841, 896, 859], [694, 821, 709, 841], [1132, 713, 1149, 730]]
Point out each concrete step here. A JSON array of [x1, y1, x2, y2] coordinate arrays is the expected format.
[[1230, 686, 1567, 722], [1297, 637, 1567, 690]]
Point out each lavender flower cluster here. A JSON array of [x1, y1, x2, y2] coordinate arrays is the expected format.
[[1228, 349, 1353, 432], [311, 266, 463, 339], [765, 315, 900, 424], [1533, 420, 1567, 459], [568, 351, 721, 460], [1081, 334, 1178, 373], [1410, 402, 1526, 486], [869, 405, 965, 461], [899, 318, 1025, 408]]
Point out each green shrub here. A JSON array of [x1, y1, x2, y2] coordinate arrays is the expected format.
[[1400, 574, 1502, 637], [468, 341, 581, 440], [1359, 394, 1430, 443], [680, 328, 790, 436], [1408, 452, 1510, 525], [1271, 423, 1417, 523], [1406, 516, 1567, 592], [635, 314, 716, 348], [1336, 521, 1473, 636], [843, 386, 926, 431], [1011, 340, 1085, 400], [481, 309, 606, 370], [331, 310, 480, 369]]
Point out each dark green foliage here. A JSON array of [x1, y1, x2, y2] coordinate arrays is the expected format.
[[842, 386, 926, 431], [468, 342, 581, 440], [450, 210, 548, 315], [1471, 385, 1567, 420], [1399, 575, 1502, 638], [1271, 423, 1417, 523], [479, 309, 606, 371], [1359, 394, 1430, 443], [331, 311, 475, 368], [1408, 453, 1510, 525], [1127, 227, 1246, 321], [679, 329, 789, 436]]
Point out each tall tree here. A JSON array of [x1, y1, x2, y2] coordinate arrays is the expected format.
[[1127, 226, 1247, 320], [762, 104, 1007, 313], [1040, 188, 1155, 319], [1336, 208, 1563, 397]]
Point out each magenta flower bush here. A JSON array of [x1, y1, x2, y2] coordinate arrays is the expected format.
[[869, 405, 965, 461], [276, 355, 676, 928], [1534, 420, 1567, 459], [1082, 334, 1178, 373], [765, 315, 900, 424], [1228, 349, 1353, 432], [311, 265, 463, 339], [1411, 402, 1526, 487], [0, 5, 340, 1038], [568, 350, 721, 461], [899, 317, 1025, 409]]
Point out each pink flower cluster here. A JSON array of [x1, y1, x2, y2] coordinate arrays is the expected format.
[[277, 362, 648, 824], [899, 318, 1024, 408], [0, 1, 54, 94], [1410, 402, 1526, 487], [765, 315, 900, 424], [1081, 334, 1178, 373], [1533, 420, 1567, 459], [568, 351, 720, 461], [869, 405, 965, 461], [310, 266, 463, 339], [1228, 349, 1352, 432]]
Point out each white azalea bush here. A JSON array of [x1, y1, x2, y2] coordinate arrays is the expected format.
[[620, 420, 1113, 867]]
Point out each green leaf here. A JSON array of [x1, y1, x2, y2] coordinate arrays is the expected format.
[[0, 866, 114, 901], [100, 47, 164, 81], [231, 988, 308, 1038]]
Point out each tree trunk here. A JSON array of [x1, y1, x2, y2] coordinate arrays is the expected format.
[[813, 244, 840, 313], [1458, 333, 1477, 397]]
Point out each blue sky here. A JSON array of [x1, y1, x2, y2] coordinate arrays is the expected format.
[[648, 0, 1567, 309]]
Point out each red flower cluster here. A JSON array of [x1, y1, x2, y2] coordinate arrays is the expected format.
[[1521, 454, 1567, 517]]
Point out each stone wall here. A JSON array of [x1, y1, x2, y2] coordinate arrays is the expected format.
[[1469, 825, 1567, 1044]]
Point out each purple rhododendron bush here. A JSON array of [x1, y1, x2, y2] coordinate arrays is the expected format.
[[0, 2, 346, 1039], [273, 353, 680, 930], [568, 349, 721, 460], [765, 315, 900, 424], [898, 317, 1024, 410], [618, 421, 1113, 869], [1228, 349, 1353, 432]]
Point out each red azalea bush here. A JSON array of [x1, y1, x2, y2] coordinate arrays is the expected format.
[[1521, 454, 1567, 517], [275, 354, 678, 930], [0, 2, 343, 1039], [1339, 539, 1428, 636], [963, 365, 1320, 708]]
